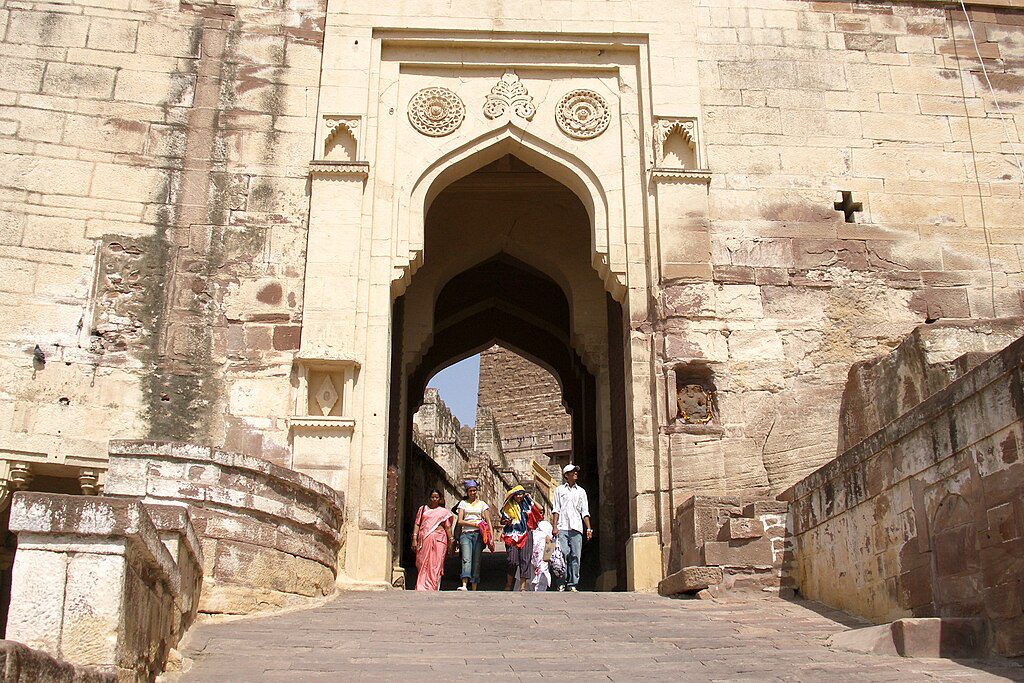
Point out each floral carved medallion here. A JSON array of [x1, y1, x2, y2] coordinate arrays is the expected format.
[[483, 71, 536, 121], [408, 87, 465, 137], [555, 89, 610, 139]]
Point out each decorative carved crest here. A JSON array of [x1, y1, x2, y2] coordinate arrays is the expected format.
[[483, 71, 536, 121], [555, 89, 610, 139], [408, 87, 465, 137]]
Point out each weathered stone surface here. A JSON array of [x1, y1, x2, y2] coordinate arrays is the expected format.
[[0, 640, 114, 683], [830, 618, 990, 660], [105, 440, 345, 614], [5, 492, 190, 679], [179, 592, 1024, 681], [658, 566, 724, 595], [703, 538, 775, 567], [787, 329, 1024, 657], [828, 623, 901, 656], [723, 518, 763, 540], [893, 618, 990, 659]]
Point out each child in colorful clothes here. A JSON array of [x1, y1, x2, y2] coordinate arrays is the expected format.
[[499, 485, 543, 591]]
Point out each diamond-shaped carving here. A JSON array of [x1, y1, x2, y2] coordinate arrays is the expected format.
[[314, 376, 339, 416]]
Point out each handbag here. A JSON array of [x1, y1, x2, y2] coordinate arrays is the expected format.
[[549, 544, 567, 579]]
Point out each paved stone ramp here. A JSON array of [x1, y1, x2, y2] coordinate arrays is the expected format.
[[179, 592, 1024, 681]]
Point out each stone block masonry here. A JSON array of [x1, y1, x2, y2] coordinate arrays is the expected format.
[[5, 492, 200, 679], [478, 345, 572, 482], [0, 641, 114, 682], [0, 0, 328, 471], [104, 440, 345, 614], [785, 328, 1024, 657]]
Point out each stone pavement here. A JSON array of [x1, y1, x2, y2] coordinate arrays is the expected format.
[[178, 592, 1024, 681]]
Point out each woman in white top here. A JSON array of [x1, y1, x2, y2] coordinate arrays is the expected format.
[[456, 479, 492, 591]]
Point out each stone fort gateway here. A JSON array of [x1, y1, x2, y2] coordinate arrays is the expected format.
[[0, 0, 1023, 677]]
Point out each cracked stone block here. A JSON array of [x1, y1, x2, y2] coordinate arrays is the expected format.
[[724, 518, 763, 540], [703, 537, 774, 567], [658, 566, 724, 596]]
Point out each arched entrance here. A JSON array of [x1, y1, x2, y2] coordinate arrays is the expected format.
[[386, 154, 630, 589]]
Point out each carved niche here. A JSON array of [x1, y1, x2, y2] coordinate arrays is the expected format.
[[323, 115, 360, 161], [483, 71, 536, 121], [408, 87, 465, 137], [555, 89, 610, 139]]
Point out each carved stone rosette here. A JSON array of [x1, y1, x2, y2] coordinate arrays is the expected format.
[[555, 89, 611, 139], [408, 87, 465, 137], [483, 71, 536, 121]]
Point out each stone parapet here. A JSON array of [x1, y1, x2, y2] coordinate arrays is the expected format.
[[5, 492, 194, 679], [0, 640, 114, 683], [105, 440, 345, 615], [785, 331, 1024, 657]]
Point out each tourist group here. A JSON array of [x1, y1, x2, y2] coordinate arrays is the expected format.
[[410, 464, 593, 591]]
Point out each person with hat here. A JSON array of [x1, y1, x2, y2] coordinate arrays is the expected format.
[[551, 464, 592, 592], [499, 484, 543, 591], [455, 479, 492, 591]]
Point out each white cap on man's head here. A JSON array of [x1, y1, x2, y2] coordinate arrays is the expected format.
[[562, 464, 580, 474]]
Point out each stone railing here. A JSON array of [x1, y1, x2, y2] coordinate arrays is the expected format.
[[5, 492, 201, 680], [783, 333, 1024, 657], [104, 440, 345, 614]]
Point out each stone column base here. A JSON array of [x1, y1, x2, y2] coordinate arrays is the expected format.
[[339, 529, 393, 588], [626, 532, 663, 592]]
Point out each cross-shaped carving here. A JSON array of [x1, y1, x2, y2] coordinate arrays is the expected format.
[[834, 190, 863, 223]]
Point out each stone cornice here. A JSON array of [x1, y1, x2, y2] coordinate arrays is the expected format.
[[309, 160, 369, 179], [651, 168, 712, 184]]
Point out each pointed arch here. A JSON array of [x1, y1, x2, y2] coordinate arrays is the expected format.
[[394, 122, 625, 301]]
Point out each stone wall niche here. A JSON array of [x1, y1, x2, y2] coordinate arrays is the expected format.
[[289, 356, 358, 491], [666, 362, 720, 429], [652, 116, 712, 283]]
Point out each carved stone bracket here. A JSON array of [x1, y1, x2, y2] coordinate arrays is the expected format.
[[9, 462, 32, 491], [78, 468, 100, 495], [483, 71, 536, 121]]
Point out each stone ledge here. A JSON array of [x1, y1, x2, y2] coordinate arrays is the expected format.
[[651, 168, 711, 183], [108, 440, 345, 514], [828, 618, 990, 659], [0, 640, 114, 683], [8, 492, 181, 604], [309, 160, 369, 178], [659, 566, 724, 596]]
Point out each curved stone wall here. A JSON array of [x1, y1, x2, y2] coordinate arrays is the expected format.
[[104, 440, 345, 615]]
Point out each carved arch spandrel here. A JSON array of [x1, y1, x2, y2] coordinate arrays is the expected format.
[[393, 123, 626, 303]]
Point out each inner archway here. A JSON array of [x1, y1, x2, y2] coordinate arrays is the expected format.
[[387, 154, 630, 590]]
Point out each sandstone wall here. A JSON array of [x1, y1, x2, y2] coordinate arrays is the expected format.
[[662, 0, 1024, 522], [0, 0, 326, 472], [785, 331, 1024, 657], [104, 441, 345, 613], [478, 344, 572, 481], [0, 640, 114, 682]]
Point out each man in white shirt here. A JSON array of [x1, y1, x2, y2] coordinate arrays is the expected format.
[[551, 464, 592, 591]]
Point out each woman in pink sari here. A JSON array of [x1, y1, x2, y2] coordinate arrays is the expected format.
[[411, 488, 454, 591]]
